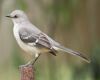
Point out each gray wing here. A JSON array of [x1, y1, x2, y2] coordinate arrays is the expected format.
[[19, 28, 57, 55]]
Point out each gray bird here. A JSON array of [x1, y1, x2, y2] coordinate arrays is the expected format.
[[6, 10, 90, 66]]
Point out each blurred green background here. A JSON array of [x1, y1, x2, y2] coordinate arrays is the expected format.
[[0, 0, 100, 80]]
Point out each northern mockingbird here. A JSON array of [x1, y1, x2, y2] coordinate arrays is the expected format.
[[6, 10, 90, 66]]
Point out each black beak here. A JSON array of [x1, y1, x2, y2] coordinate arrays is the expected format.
[[5, 15, 12, 18]]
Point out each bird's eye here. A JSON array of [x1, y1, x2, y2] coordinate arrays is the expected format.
[[14, 15, 18, 18]]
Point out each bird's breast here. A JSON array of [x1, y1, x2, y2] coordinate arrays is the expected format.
[[13, 25, 39, 55]]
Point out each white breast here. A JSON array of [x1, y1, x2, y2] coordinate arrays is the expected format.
[[13, 24, 40, 56]]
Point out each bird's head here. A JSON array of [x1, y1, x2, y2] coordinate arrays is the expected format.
[[6, 10, 28, 24]]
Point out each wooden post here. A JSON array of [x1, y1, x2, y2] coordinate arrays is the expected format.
[[20, 65, 34, 80]]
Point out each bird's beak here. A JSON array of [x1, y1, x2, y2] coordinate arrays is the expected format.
[[5, 15, 12, 18]]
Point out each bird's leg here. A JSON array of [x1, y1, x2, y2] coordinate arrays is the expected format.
[[31, 54, 41, 65], [25, 53, 41, 66], [19, 54, 41, 68]]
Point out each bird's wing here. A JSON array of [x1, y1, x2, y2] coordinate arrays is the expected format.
[[19, 28, 57, 55]]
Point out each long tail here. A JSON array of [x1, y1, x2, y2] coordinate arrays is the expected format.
[[55, 45, 90, 63]]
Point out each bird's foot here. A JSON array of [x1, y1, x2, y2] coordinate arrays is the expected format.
[[19, 63, 32, 69]]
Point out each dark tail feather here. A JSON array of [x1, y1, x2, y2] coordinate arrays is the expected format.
[[57, 45, 90, 63]]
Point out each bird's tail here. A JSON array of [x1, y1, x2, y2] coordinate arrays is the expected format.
[[55, 45, 90, 63]]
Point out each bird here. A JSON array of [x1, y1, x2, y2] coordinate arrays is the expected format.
[[6, 10, 90, 66]]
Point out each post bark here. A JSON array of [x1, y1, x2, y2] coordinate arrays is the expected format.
[[20, 65, 34, 80]]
